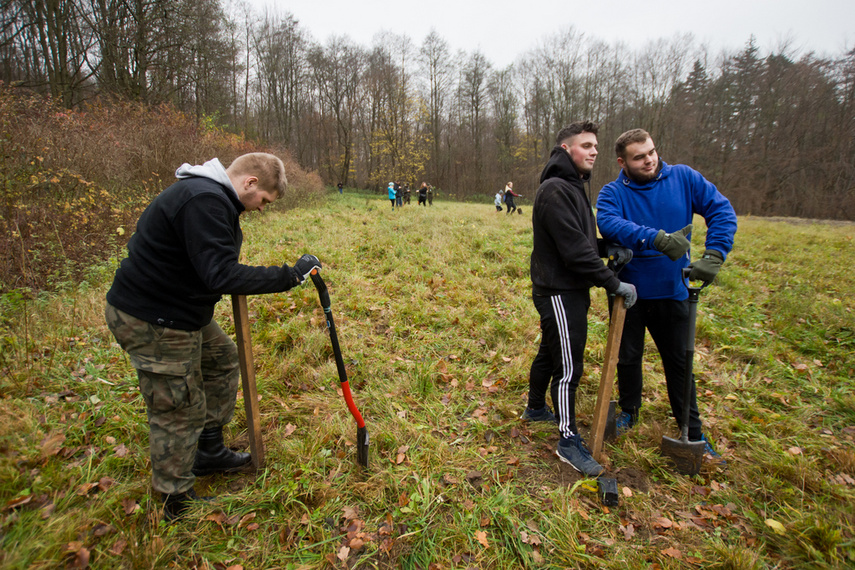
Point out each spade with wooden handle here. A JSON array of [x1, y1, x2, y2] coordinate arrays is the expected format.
[[589, 295, 627, 463], [232, 294, 264, 470]]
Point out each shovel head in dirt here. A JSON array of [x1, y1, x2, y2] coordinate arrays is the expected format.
[[660, 268, 708, 476], [660, 436, 706, 476]]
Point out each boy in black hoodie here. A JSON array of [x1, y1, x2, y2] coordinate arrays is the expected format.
[[524, 122, 636, 477]]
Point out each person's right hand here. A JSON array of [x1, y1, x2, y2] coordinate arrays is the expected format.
[[614, 281, 637, 309], [653, 224, 692, 261], [293, 254, 321, 284]]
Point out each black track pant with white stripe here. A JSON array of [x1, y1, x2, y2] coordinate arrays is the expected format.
[[527, 289, 590, 439]]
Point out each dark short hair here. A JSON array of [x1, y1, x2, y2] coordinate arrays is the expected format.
[[615, 129, 651, 158], [555, 121, 599, 146]]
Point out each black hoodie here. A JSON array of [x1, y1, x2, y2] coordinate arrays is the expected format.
[[107, 176, 300, 330], [530, 146, 619, 296]]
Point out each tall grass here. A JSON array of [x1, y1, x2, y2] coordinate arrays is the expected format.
[[0, 195, 853, 568]]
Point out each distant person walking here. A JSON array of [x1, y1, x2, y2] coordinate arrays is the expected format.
[[388, 182, 397, 209], [395, 182, 403, 207], [494, 190, 504, 212], [418, 182, 428, 206], [427, 185, 434, 206], [337, 182, 343, 194], [504, 182, 520, 214]]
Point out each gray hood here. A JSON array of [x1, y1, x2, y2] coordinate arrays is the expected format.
[[174, 158, 237, 197]]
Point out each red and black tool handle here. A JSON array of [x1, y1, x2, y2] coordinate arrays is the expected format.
[[310, 269, 369, 468]]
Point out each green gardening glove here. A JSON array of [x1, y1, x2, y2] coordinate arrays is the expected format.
[[653, 224, 692, 261], [688, 249, 724, 282]]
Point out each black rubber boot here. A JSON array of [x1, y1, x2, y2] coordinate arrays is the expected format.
[[162, 488, 213, 521], [191, 426, 251, 476]]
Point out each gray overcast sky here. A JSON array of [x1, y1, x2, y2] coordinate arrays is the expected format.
[[249, 0, 852, 67]]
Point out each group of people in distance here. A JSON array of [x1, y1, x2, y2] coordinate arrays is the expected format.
[[105, 120, 735, 521], [524, 121, 736, 476], [387, 180, 433, 209], [495, 181, 522, 214]]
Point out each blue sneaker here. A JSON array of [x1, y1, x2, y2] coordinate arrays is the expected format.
[[615, 411, 634, 437], [522, 406, 557, 424], [556, 434, 604, 477], [697, 434, 726, 465]]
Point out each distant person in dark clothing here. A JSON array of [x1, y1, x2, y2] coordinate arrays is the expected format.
[[504, 182, 520, 214], [427, 185, 434, 205], [418, 182, 428, 206], [337, 182, 343, 194]]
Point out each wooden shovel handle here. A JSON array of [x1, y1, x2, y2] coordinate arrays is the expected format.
[[232, 294, 264, 470], [590, 295, 627, 463]]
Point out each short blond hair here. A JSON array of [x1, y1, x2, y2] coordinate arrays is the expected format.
[[227, 153, 287, 197]]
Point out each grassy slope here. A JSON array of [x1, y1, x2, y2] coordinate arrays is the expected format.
[[1, 194, 854, 569]]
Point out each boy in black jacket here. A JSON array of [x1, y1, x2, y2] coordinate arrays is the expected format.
[[106, 153, 321, 520], [525, 122, 636, 477]]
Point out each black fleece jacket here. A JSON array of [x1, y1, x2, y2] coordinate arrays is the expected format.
[[530, 146, 620, 296], [107, 177, 300, 330]]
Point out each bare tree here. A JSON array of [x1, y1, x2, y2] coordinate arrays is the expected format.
[[418, 30, 454, 187], [308, 35, 365, 185]]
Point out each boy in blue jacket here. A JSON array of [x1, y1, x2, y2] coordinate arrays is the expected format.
[[596, 129, 737, 460]]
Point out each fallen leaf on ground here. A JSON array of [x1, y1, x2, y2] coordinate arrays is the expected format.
[[765, 518, 786, 534], [121, 498, 139, 515], [5, 494, 32, 510], [662, 547, 682, 559], [205, 512, 227, 526], [475, 530, 489, 547], [109, 539, 127, 556], [342, 506, 359, 521], [336, 545, 350, 562], [41, 432, 66, 458]]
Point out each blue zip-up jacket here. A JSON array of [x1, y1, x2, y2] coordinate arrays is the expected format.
[[596, 160, 737, 301]]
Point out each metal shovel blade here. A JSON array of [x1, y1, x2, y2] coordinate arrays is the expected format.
[[356, 426, 369, 468], [660, 436, 706, 476]]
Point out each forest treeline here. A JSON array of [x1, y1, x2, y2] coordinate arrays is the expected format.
[[2, 0, 854, 219]]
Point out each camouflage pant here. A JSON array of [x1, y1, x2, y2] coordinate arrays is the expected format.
[[105, 303, 240, 494]]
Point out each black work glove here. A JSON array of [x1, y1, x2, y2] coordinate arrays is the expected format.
[[292, 254, 321, 285], [653, 224, 693, 261], [688, 249, 723, 282], [613, 281, 637, 309], [605, 243, 633, 268]]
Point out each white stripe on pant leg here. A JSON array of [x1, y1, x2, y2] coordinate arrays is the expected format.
[[551, 295, 575, 438]]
